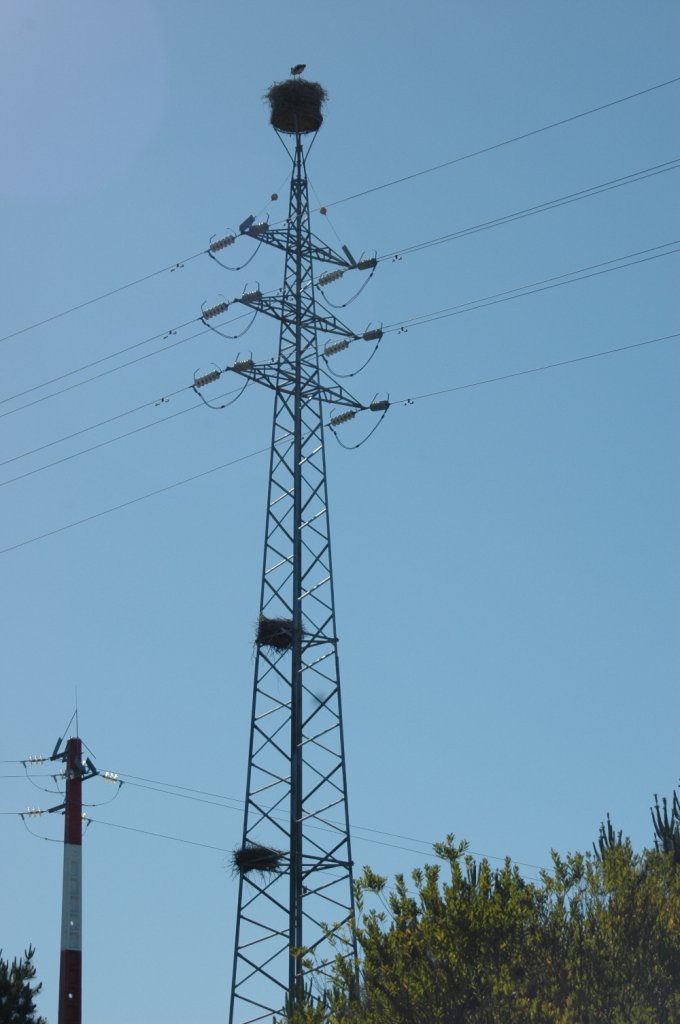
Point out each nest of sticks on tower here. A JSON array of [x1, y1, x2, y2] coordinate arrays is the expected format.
[[256, 614, 298, 651], [266, 79, 327, 134], [232, 842, 285, 876]]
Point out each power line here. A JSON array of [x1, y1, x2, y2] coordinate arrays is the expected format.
[[0, 384, 243, 491], [0, 252, 206, 346], [0, 318, 200, 408], [0, 443, 272, 556], [323, 74, 680, 209], [87, 817, 231, 854], [0, 326, 211, 423], [3, 232, 676, 478], [392, 331, 680, 405], [382, 242, 680, 334], [2, 74, 678, 349], [2, 157, 673, 421], [378, 158, 680, 262], [109, 773, 546, 871], [0, 389, 190, 469], [0, 326, 675, 557]]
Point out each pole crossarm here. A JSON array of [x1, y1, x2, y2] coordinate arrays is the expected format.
[[227, 359, 363, 410]]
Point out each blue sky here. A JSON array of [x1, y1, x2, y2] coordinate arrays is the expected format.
[[1, 2, 678, 1021]]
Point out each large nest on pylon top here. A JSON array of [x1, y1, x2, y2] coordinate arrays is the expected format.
[[232, 843, 285, 876], [256, 614, 297, 651], [266, 79, 327, 134]]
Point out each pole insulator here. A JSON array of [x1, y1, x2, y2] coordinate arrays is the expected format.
[[369, 399, 389, 413], [357, 257, 378, 271], [362, 328, 383, 342]]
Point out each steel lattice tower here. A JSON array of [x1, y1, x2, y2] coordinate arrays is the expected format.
[[220, 77, 377, 1023]]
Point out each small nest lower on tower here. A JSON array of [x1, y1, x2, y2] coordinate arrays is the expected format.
[[266, 79, 327, 134], [256, 614, 297, 651], [232, 843, 285, 876]]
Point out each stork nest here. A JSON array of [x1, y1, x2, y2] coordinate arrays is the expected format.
[[232, 843, 285, 876], [256, 614, 298, 651], [266, 79, 327, 134]]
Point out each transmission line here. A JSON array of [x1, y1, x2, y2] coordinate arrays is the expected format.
[[322, 74, 680, 209], [0, 327, 676, 557], [2, 157, 674, 420], [377, 158, 680, 263], [2, 74, 678, 348], [1, 765, 547, 871]]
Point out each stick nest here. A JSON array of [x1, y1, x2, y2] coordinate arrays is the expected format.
[[266, 79, 327, 134], [256, 614, 297, 651], [232, 843, 285, 876]]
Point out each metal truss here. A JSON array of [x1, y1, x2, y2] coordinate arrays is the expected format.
[[228, 132, 359, 1023]]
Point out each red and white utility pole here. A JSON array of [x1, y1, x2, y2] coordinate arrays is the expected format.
[[51, 736, 96, 1024], [58, 737, 83, 1024]]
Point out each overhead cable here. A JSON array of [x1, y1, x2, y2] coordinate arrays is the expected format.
[[0, 328, 676, 558], [2, 74, 678, 346], [0, 252, 205, 346], [322, 75, 680, 209]]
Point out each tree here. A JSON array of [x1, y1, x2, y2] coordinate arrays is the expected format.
[[0, 947, 47, 1024], [281, 789, 680, 1024]]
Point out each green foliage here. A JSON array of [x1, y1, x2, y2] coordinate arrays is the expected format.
[[0, 947, 47, 1024], [279, 794, 680, 1024], [652, 790, 680, 863]]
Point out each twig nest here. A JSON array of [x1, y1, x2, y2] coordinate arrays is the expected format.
[[256, 614, 297, 651], [266, 79, 327, 134], [232, 843, 284, 875]]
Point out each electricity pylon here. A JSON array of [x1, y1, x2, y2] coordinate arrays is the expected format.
[[203, 76, 385, 1023]]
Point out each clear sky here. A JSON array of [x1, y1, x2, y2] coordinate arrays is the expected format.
[[1, 2, 678, 1022]]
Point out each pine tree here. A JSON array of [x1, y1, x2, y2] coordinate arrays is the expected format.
[[0, 947, 47, 1024]]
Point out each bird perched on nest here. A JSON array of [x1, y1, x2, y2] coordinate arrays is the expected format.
[[290, 63, 306, 76]]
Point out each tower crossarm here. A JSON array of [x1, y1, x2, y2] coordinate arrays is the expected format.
[[243, 223, 354, 269], [227, 359, 362, 409], [235, 291, 358, 340]]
